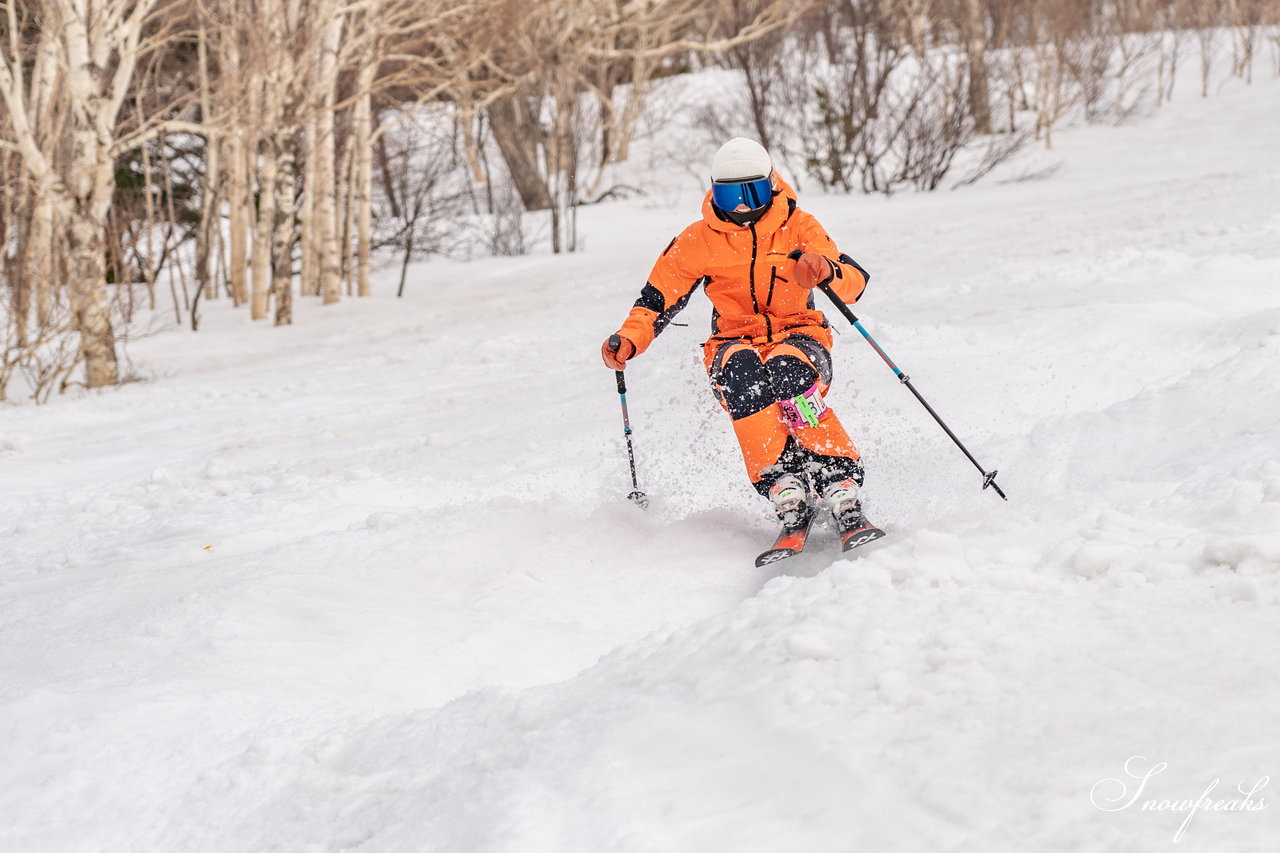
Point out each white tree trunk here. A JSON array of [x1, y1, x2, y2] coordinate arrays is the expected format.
[[353, 63, 377, 298], [300, 119, 320, 297], [274, 142, 297, 326], [195, 25, 221, 303], [225, 19, 250, 307], [66, 206, 119, 387], [252, 138, 279, 320], [31, 194, 56, 330], [315, 11, 345, 305]]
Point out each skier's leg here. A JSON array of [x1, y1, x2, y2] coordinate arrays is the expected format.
[[708, 341, 790, 488], [763, 337, 866, 524], [708, 341, 819, 530], [730, 407, 789, 486], [762, 336, 860, 468]]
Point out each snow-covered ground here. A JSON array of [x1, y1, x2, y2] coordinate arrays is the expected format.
[[3, 65, 1280, 852]]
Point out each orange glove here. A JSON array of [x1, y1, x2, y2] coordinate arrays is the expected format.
[[601, 334, 636, 370], [790, 251, 834, 289]]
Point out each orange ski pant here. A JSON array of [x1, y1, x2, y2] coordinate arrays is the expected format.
[[705, 335, 860, 493]]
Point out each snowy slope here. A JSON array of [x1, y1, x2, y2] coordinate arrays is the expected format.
[[3, 68, 1280, 852]]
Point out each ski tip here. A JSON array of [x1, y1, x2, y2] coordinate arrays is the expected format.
[[755, 548, 801, 568], [840, 526, 887, 553]]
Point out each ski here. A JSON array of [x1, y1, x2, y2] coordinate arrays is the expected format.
[[756, 512, 887, 568], [754, 518, 815, 567], [839, 518, 887, 553]]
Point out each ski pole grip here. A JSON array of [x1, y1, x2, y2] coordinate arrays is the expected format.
[[608, 335, 628, 393]]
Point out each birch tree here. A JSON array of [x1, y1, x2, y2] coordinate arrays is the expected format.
[[0, 0, 173, 388], [311, 4, 345, 305], [196, 0, 491, 320]]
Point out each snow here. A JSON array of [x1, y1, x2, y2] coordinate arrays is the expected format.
[[3, 65, 1280, 852]]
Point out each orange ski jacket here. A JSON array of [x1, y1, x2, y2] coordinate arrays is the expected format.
[[617, 176, 868, 366]]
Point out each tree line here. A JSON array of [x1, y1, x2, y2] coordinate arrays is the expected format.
[[1, 0, 1277, 401]]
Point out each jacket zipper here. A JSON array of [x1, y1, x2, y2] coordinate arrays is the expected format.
[[747, 223, 772, 339]]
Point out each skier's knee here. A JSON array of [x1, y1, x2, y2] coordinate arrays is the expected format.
[[711, 346, 773, 419], [765, 353, 818, 400]]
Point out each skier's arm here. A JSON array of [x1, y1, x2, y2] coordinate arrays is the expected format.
[[614, 231, 703, 357], [790, 213, 870, 304]]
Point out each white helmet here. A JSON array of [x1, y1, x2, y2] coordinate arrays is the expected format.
[[711, 137, 772, 182]]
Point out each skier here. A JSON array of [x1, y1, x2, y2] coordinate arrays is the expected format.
[[601, 137, 880, 561]]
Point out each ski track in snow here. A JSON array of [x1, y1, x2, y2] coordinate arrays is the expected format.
[[3, 69, 1280, 852]]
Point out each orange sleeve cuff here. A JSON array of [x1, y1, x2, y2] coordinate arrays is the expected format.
[[830, 263, 867, 304], [618, 307, 659, 355]]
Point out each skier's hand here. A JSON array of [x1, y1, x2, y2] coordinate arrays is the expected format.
[[789, 251, 834, 289], [601, 334, 636, 370]]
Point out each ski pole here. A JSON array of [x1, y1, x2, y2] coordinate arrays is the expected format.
[[609, 335, 649, 509], [816, 281, 1007, 501]]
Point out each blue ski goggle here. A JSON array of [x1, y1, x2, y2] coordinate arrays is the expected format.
[[711, 175, 773, 212]]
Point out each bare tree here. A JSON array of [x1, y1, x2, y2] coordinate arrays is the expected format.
[[1228, 0, 1265, 81], [787, 0, 911, 191], [1186, 0, 1223, 96], [963, 0, 995, 134], [193, 23, 222, 314], [1154, 3, 1187, 106], [0, 0, 182, 388], [479, 0, 793, 253], [1269, 0, 1280, 75]]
